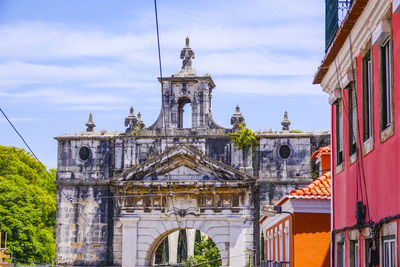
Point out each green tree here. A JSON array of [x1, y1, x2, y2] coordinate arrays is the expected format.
[[183, 235, 222, 267], [229, 124, 259, 158], [0, 145, 56, 264]]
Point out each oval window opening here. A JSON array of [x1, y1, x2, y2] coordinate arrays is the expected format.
[[79, 146, 90, 161], [279, 145, 291, 160]]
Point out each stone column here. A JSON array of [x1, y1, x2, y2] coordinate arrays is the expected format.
[[120, 217, 140, 267], [168, 231, 179, 264], [186, 229, 196, 258], [231, 143, 243, 169], [243, 148, 253, 176], [228, 216, 246, 267], [115, 140, 123, 169]]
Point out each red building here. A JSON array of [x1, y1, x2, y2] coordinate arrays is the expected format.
[[314, 0, 400, 266]]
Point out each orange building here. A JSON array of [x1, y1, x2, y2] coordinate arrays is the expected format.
[[260, 146, 331, 267]]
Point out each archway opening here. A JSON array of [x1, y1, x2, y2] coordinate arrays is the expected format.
[[153, 229, 221, 266], [178, 97, 192, 129]]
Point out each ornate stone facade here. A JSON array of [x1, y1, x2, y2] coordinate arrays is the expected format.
[[55, 38, 329, 266]]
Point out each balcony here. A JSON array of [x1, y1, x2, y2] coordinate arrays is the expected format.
[[325, 0, 353, 51]]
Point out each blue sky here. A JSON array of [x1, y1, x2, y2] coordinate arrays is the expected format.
[[0, 0, 330, 168]]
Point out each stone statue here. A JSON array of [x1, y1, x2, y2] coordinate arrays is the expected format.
[[125, 107, 138, 133], [180, 37, 195, 71]]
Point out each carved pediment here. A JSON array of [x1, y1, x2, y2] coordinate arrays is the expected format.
[[112, 145, 254, 181]]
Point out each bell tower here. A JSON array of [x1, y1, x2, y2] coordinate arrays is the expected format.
[[149, 37, 222, 131]]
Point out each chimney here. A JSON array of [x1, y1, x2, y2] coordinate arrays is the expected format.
[[312, 145, 331, 176]]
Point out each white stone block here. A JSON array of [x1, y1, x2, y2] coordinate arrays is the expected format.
[[372, 20, 391, 46], [137, 227, 160, 239], [192, 220, 204, 231]]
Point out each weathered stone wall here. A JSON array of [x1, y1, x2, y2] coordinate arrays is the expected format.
[[57, 139, 112, 180], [55, 37, 330, 266], [55, 131, 329, 266], [56, 185, 111, 266]]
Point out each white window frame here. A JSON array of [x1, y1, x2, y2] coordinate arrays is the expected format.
[[279, 225, 283, 262], [363, 51, 373, 142], [335, 100, 344, 171], [381, 38, 392, 128], [275, 228, 278, 262], [382, 236, 396, 267], [267, 232, 270, 261], [337, 233, 346, 267], [350, 240, 360, 267], [285, 221, 290, 263]]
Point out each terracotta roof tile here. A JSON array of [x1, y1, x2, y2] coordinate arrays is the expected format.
[[312, 145, 331, 159], [288, 171, 331, 200]]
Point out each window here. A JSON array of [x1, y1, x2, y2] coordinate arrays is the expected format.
[[381, 38, 392, 130], [268, 232, 271, 261], [350, 240, 359, 267], [336, 101, 344, 165], [279, 227, 283, 261], [337, 241, 345, 267], [78, 146, 90, 161], [363, 51, 373, 141], [275, 229, 278, 261], [285, 226, 290, 262], [365, 239, 379, 267], [382, 236, 396, 267], [348, 87, 358, 157], [279, 144, 291, 160]]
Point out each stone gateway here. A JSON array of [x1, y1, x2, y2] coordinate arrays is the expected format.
[[55, 37, 329, 266]]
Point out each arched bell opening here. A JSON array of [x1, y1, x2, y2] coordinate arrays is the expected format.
[[177, 96, 192, 129]]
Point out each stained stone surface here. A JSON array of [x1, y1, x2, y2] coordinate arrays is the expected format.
[[54, 38, 329, 266]]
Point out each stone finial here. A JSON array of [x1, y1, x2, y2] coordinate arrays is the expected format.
[[137, 112, 146, 129], [85, 113, 96, 132], [231, 105, 246, 129], [281, 111, 291, 131], [125, 107, 138, 133], [176, 36, 196, 76], [185, 36, 190, 47]]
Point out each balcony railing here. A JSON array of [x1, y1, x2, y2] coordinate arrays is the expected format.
[[261, 260, 290, 267], [325, 0, 353, 51]]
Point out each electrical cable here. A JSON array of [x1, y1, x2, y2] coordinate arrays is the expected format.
[[153, 0, 188, 259], [0, 106, 115, 258], [332, 32, 372, 227], [0, 108, 53, 184], [348, 33, 372, 223]]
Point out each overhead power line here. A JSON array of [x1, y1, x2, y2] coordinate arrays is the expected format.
[[0, 106, 115, 257]]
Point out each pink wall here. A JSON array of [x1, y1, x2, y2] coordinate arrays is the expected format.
[[332, 12, 400, 231]]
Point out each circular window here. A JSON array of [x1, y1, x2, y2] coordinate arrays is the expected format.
[[279, 144, 291, 160], [79, 146, 90, 161]]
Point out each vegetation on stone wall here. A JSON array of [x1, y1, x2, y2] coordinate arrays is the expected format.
[[0, 145, 56, 264], [183, 235, 222, 267], [130, 124, 145, 136], [229, 124, 259, 157]]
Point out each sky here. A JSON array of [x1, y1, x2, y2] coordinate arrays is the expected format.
[[0, 0, 330, 168]]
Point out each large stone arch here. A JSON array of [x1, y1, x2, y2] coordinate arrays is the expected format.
[[117, 214, 250, 267]]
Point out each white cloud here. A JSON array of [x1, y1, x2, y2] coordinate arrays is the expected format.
[[216, 76, 322, 95], [0, 0, 326, 107], [0, 88, 129, 105]]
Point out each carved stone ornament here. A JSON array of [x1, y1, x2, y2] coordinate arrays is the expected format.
[[85, 113, 96, 132]]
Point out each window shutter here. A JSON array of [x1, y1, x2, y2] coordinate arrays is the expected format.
[[339, 101, 344, 152], [352, 89, 358, 144]]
